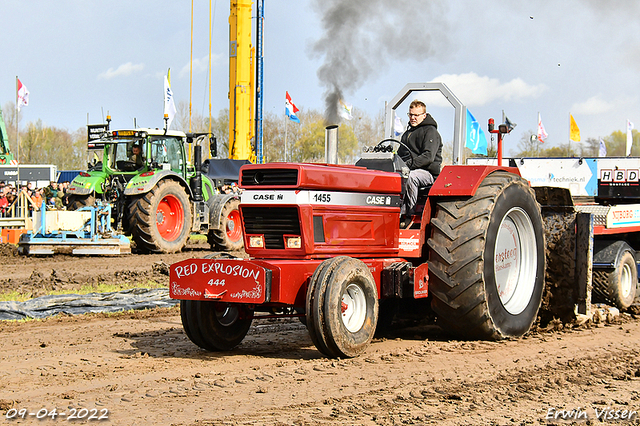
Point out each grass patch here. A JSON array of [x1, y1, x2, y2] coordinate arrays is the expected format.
[[0, 280, 166, 303]]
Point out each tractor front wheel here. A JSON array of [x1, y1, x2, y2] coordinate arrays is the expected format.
[[306, 256, 378, 358], [128, 180, 192, 253]]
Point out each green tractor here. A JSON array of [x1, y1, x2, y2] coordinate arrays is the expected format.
[[67, 128, 246, 253]]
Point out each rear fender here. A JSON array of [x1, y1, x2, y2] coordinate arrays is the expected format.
[[429, 165, 521, 197], [124, 170, 193, 197], [67, 172, 107, 196]]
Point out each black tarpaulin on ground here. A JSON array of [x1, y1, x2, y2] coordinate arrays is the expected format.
[[0, 288, 178, 321]]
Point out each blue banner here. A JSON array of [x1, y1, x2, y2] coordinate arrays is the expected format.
[[465, 109, 488, 155]]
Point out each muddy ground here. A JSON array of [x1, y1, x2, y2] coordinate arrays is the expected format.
[[1, 243, 640, 425]]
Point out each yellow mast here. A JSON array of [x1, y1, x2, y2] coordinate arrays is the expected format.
[[228, 0, 255, 161]]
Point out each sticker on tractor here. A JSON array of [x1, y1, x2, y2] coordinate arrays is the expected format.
[[170, 258, 269, 303], [398, 229, 421, 257]]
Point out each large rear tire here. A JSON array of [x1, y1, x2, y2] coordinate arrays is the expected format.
[[428, 171, 546, 339], [306, 257, 378, 358], [67, 194, 96, 211], [208, 197, 243, 251], [593, 242, 638, 310], [128, 180, 192, 253]]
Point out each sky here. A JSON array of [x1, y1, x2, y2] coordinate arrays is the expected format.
[[2, 0, 640, 157]]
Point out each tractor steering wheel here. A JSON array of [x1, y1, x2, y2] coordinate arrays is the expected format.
[[375, 138, 415, 166]]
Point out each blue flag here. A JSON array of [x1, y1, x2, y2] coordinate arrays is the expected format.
[[465, 109, 488, 155]]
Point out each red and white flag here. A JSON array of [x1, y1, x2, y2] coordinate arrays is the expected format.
[[17, 78, 29, 111], [537, 112, 548, 143]]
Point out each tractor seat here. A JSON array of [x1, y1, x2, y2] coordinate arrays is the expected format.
[[417, 184, 432, 197]]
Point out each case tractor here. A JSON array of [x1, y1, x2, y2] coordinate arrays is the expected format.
[[170, 83, 636, 358], [67, 127, 246, 253]]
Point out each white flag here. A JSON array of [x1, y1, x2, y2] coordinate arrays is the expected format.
[[17, 78, 29, 111], [537, 112, 548, 142], [599, 138, 607, 157], [626, 119, 634, 156], [338, 99, 352, 121], [393, 115, 404, 137], [164, 74, 177, 129]]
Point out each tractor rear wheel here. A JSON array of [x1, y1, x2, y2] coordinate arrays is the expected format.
[[128, 180, 192, 253], [67, 194, 96, 211], [208, 197, 243, 251], [428, 171, 546, 339], [306, 256, 378, 358]]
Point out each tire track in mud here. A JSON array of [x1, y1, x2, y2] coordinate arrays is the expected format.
[[205, 346, 640, 426]]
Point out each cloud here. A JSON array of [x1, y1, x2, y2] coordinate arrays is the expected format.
[[570, 95, 615, 115], [428, 72, 547, 107], [98, 62, 144, 80], [178, 54, 224, 78]]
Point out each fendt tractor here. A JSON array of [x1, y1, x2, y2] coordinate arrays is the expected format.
[[170, 83, 638, 358], [68, 124, 246, 253], [0, 106, 15, 165]]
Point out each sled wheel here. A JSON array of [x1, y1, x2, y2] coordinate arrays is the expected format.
[[196, 302, 253, 351], [128, 180, 192, 253], [208, 197, 244, 251], [428, 171, 546, 339], [67, 194, 96, 211], [593, 243, 638, 310], [308, 257, 378, 358]]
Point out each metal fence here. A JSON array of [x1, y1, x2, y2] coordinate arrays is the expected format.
[[0, 191, 36, 229]]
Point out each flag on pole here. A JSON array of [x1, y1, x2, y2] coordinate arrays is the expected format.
[[285, 91, 300, 123], [570, 114, 580, 142], [393, 115, 404, 137], [626, 119, 634, 156], [17, 78, 29, 111], [502, 110, 516, 132], [163, 70, 176, 129], [338, 99, 353, 121], [537, 112, 548, 143], [599, 138, 607, 157], [465, 109, 488, 155]]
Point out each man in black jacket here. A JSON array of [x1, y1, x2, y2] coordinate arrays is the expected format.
[[398, 100, 442, 217]]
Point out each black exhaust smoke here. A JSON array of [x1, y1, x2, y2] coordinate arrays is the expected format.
[[311, 0, 450, 123]]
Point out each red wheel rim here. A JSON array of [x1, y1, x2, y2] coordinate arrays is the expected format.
[[156, 194, 184, 241], [226, 209, 242, 242]]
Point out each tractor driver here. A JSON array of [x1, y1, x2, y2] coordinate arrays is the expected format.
[[130, 144, 145, 168], [398, 100, 443, 220]]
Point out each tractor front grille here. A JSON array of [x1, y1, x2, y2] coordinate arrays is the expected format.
[[241, 168, 298, 187], [242, 207, 300, 249]]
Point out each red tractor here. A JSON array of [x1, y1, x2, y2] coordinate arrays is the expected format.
[[170, 84, 567, 358]]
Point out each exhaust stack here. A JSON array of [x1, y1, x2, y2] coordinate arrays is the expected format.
[[325, 125, 339, 164]]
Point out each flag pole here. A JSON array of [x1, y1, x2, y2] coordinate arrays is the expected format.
[[15, 76, 19, 163], [284, 116, 289, 162]]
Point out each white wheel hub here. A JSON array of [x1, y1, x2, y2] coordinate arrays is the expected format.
[[494, 207, 537, 315], [620, 261, 634, 300], [341, 282, 367, 333]]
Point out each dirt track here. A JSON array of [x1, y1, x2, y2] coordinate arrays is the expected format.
[[2, 245, 640, 425]]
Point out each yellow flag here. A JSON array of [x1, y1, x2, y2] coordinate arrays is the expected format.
[[570, 114, 580, 142]]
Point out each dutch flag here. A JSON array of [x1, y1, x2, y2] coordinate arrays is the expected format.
[[285, 91, 300, 123]]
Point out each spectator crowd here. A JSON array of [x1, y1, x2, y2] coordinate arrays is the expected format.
[[0, 181, 71, 217]]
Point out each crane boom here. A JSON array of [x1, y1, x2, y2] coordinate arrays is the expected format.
[[228, 0, 256, 162]]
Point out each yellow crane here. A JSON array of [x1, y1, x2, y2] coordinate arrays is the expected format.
[[228, 0, 257, 163]]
